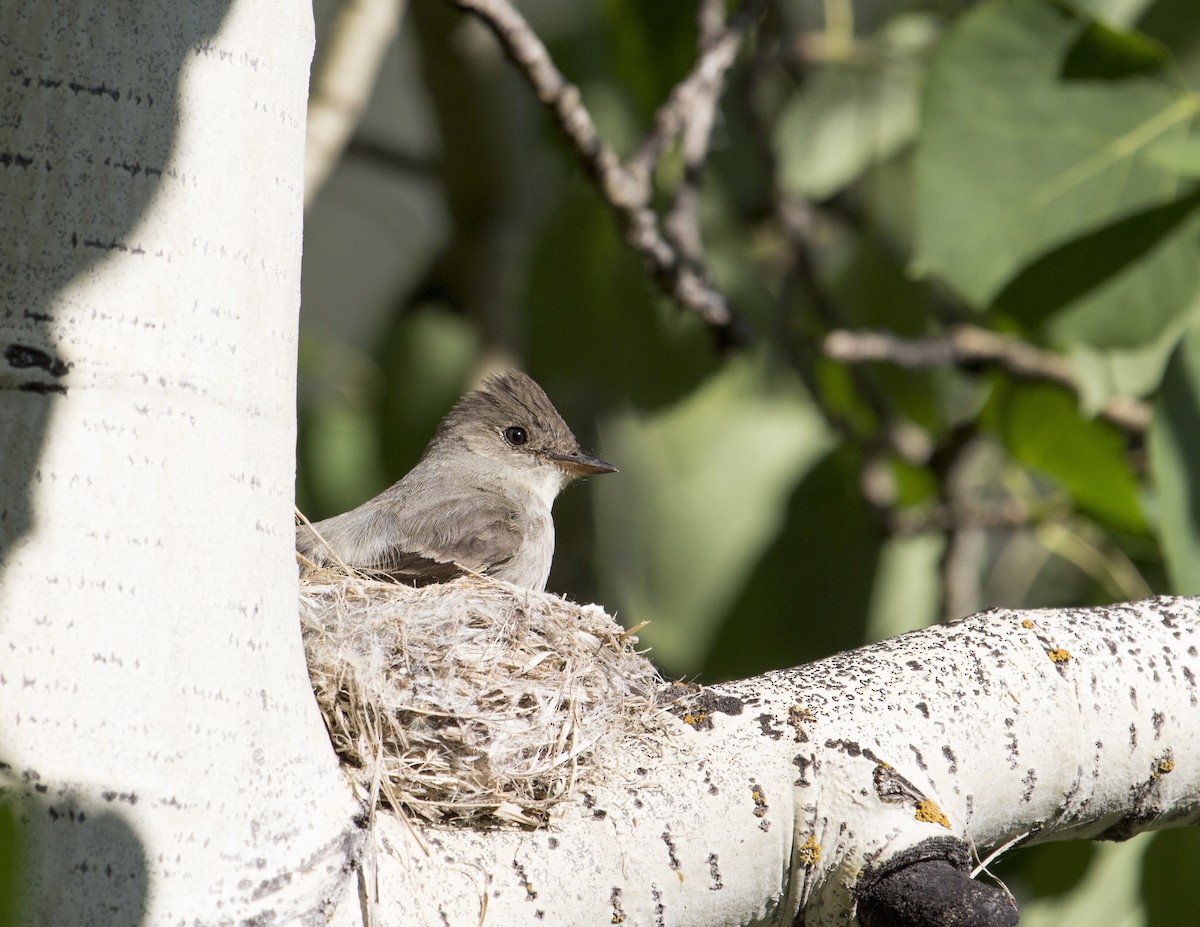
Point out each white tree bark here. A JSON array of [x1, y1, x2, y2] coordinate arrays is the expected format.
[[0, 3, 359, 923], [357, 596, 1200, 926], [3, 4, 1199, 927]]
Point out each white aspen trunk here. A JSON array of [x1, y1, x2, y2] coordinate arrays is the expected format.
[[0, 3, 359, 923]]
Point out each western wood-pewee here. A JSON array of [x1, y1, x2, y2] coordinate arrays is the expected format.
[[296, 370, 616, 590]]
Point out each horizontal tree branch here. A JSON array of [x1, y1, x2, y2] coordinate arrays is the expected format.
[[324, 593, 1200, 924], [823, 326, 1152, 434]]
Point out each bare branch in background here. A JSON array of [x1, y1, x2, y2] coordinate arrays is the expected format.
[[661, 0, 760, 294], [627, 0, 764, 184], [451, 0, 765, 338], [305, 0, 406, 209], [889, 498, 1031, 536], [823, 326, 1153, 434]]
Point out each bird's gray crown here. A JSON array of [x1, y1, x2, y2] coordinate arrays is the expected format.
[[432, 369, 583, 457]]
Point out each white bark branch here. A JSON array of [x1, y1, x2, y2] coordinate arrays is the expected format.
[[349, 596, 1200, 925]]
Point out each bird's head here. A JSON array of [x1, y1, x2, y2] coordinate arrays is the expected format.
[[431, 370, 617, 493]]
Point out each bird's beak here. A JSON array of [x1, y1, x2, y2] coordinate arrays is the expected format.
[[545, 451, 618, 476]]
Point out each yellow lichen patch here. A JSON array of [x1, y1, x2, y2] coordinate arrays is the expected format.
[[1156, 758, 1176, 777], [611, 889, 627, 924], [789, 705, 816, 725], [683, 711, 710, 727], [1022, 619, 1034, 630], [915, 799, 951, 828], [788, 704, 816, 741], [1047, 648, 1071, 664], [797, 835, 822, 868], [751, 786, 768, 817]]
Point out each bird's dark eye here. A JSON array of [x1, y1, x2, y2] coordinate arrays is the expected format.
[[503, 425, 528, 447]]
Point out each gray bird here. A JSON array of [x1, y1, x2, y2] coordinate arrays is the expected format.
[[296, 369, 616, 590]]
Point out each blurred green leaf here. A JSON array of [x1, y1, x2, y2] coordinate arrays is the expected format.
[[1137, 0, 1200, 85], [524, 178, 718, 410], [593, 354, 835, 673], [701, 448, 881, 681], [1066, 0, 1157, 28], [1066, 304, 1200, 414], [301, 401, 387, 519], [0, 801, 21, 927], [829, 232, 938, 336], [1016, 837, 1151, 927], [377, 307, 481, 478], [865, 532, 943, 640], [989, 382, 1146, 534], [1061, 20, 1167, 79], [915, 0, 1200, 348], [992, 837, 1096, 904], [814, 361, 877, 436], [1148, 327, 1200, 593], [992, 192, 1200, 350], [1142, 828, 1200, 926], [775, 52, 921, 200], [892, 457, 939, 508], [1146, 136, 1200, 176], [600, 0, 695, 124], [296, 335, 390, 519]]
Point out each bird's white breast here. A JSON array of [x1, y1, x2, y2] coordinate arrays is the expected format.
[[491, 466, 563, 590]]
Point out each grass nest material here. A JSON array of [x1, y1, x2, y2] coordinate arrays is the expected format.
[[300, 567, 665, 828]]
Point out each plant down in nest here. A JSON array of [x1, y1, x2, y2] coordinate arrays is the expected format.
[[300, 569, 666, 827]]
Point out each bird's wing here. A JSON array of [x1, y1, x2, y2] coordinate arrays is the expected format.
[[297, 491, 523, 586]]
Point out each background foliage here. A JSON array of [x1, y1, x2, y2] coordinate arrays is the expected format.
[[298, 0, 1200, 920]]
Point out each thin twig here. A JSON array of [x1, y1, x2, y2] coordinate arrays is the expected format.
[[660, 0, 767, 301], [823, 326, 1152, 434], [888, 499, 1031, 536], [451, 0, 757, 335], [970, 825, 1042, 879], [627, 0, 765, 182]]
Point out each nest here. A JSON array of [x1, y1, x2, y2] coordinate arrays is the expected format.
[[300, 569, 665, 827]]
